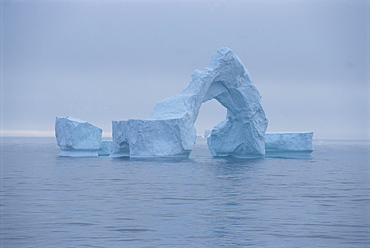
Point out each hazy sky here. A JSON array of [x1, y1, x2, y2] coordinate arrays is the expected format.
[[1, 0, 369, 139]]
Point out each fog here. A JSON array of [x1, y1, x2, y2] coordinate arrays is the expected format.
[[1, 0, 368, 139]]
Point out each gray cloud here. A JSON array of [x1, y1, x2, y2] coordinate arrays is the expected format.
[[1, 0, 369, 139]]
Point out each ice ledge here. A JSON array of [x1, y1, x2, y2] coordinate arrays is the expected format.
[[59, 149, 99, 157], [265, 132, 314, 158]]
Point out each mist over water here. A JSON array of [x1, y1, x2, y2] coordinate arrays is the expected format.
[[1, 137, 369, 247], [1, 1, 368, 140]]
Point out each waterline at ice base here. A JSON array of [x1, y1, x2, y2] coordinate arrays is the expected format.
[[55, 48, 313, 159]]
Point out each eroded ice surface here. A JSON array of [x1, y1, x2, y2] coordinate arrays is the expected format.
[[55, 116, 102, 157], [97, 141, 113, 156], [265, 132, 314, 159], [109, 121, 129, 158]]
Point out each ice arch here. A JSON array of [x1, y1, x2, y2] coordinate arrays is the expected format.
[[110, 48, 268, 158]]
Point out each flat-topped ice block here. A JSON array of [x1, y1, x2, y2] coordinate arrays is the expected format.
[[265, 132, 314, 158], [55, 116, 102, 157], [110, 119, 192, 158]]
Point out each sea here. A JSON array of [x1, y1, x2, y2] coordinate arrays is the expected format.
[[0, 137, 369, 248]]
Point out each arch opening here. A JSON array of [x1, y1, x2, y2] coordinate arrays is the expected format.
[[109, 48, 268, 158], [194, 99, 226, 138]]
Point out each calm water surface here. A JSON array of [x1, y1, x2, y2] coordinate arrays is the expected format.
[[1, 137, 369, 247]]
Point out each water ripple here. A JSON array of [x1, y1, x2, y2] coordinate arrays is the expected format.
[[0, 137, 369, 247]]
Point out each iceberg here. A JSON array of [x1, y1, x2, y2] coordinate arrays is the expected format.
[[56, 49, 313, 160], [97, 140, 113, 156], [55, 116, 102, 157], [127, 118, 192, 158], [111, 47, 268, 158], [265, 132, 314, 158], [109, 121, 130, 157]]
